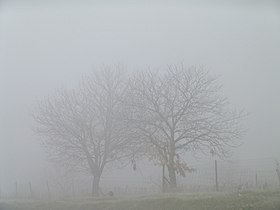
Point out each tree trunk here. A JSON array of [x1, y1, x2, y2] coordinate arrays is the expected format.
[[168, 139, 177, 191], [92, 174, 100, 197], [168, 165, 177, 191]]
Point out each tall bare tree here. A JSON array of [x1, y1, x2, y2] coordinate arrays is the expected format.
[[33, 67, 136, 196], [127, 65, 245, 190]]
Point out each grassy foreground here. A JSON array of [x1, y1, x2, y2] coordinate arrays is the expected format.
[[1, 191, 280, 210]]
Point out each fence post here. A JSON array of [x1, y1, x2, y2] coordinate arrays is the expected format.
[[162, 165, 165, 193], [215, 160, 219, 191], [46, 180, 51, 200], [72, 179, 75, 198], [255, 173, 258, 188], [15, 181, 18, 199], [29, 182, 33, 198], [276, 165, 280, 187]]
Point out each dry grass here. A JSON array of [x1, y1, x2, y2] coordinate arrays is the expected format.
[[1, 191, 280, 210]]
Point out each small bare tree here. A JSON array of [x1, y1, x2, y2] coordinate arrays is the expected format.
[[127, 65, 245, 191], [33, 67, 136, 196]]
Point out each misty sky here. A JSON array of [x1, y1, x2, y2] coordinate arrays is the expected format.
[[0, 1, 280, 190]]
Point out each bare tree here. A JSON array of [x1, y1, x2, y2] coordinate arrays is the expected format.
[[127, 65, 245, 191], [33, 66, 136, 196]]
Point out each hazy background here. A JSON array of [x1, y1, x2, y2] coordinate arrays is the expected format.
[[0, 0, 280, 194]]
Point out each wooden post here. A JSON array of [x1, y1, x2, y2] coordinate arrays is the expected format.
[[29, 182, 33, 198], [162, 165, 165, 193], [15, 181, 18, 198], [46, 180, 50, 200], [215, 160, 219, 191], [72, 179, 75, 198], [275, 161, 280, 187], [255, 173, 258, 188], [276, 167, 280, 187]]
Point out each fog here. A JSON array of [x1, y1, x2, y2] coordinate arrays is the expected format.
[[0, 0, 280, 199]]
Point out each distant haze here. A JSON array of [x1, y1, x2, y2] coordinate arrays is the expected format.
[[0, 0, 279, 193]]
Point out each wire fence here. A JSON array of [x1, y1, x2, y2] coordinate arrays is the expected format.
[[177, 157, 280, 193], [1, 157, 279, 200]]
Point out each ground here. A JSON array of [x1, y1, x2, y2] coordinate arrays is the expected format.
[[1, 191, 280, 210]]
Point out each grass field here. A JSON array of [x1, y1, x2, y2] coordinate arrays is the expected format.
[[1, 191, 280, 210]]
